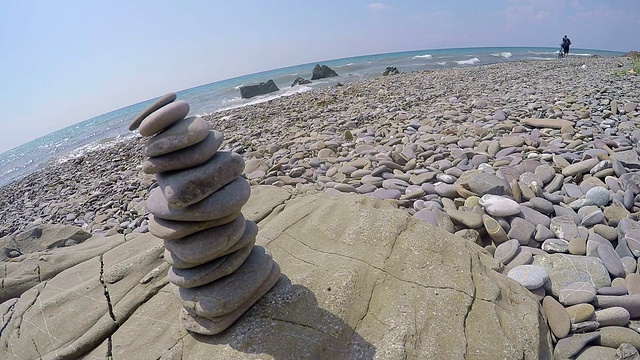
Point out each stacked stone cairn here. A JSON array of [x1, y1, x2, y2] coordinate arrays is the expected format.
[[129, 93, 280, 335]]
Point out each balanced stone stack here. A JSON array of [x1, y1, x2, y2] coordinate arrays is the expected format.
[[129, 93, 280, 335]]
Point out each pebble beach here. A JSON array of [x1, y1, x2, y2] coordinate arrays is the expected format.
[[2, 56, 640, 356]]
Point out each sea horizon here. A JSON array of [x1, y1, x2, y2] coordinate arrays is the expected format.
[[0, 46, 627, 187]]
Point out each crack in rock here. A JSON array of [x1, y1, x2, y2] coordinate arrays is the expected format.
[[99, 254, 118, 359]]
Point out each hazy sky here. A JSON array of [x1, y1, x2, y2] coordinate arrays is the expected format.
[[1, 0, 638, 154]]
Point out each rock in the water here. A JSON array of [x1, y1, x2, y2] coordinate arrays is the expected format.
[[290, 77, 312, 87], [240, 79, 279, 99], [311, 64, 338, 80]]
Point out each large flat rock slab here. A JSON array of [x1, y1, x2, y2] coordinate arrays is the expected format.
[[1, 189, 551, 359]]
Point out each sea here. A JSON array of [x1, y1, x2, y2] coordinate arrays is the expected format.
[[0, 46, 625, 187]]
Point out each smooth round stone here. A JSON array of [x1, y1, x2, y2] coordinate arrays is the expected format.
[[534, 254, 611, 297], [494, 239, 520, 265], [445, 208, 483, 229], [129, 92, 177, 131], [534, 224, 555, 242], [143, 130, 223, 174], [596, 326, 640, 350], [413, 209, 437, 225], [368, 188, 402, 200], [565, 303, 595, 323], [593, 224, 618, 241], [177, 245, 275, 318], [542, 238, 569, 253], [561, 158, 600, 177], [179, 260, 280, 335], [575, 346, 616, 359], [434, 183, 458, 198], [580, 209, 605, 227], [156, 151, 245, 209], [626, 273, 640, 295], [550, 215, 579, 240], [168, 243, 253, 288], [502, 250, 533, 273], [616, 343, 640, 359], [382, 178, 410, 192], [585, 186, 610, 206], [147, 177, 250, 221], [466, 172, 508, 196], [507, 217, 535, 245], [543, 295, 570, 339], [595, 294, 640, 318], [507, 264, 548, 289], [567, 237, 587, 255], [534, 164, 556, 184], [139, 100, 190, 137], [145, 116, 212, 157], [595, 244, 626, 278], [464, 196, 480, 207], [149, 212, 240, 240], [527, 197, 554, 215], [479, 194, 521, 217], [553, 332, 601, 360], [163, 216, 248, 266], [482, 214, 508, 244], [333, 183, 357, 193], [558, 281, 596, 306], [597, 286, 628, 295], [594, 307, 631, 327]]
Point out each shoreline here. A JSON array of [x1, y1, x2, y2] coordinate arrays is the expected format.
[[0, 56, 638, 237]]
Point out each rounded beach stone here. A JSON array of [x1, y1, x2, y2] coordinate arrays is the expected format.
[[561, 158, 600, 177], [166, 220, 257, 269], [147, 177, 251, 221], [553, 332, 601, 360], [179, 261, 280, 335], [507, 264, 548, 290], [507, 217, 535, 245], [156, 151, 245, 209], [575, 346, 616, 359], [550, 215, 579, 240], [129, 92, 177, 131], [482, 214, 508, 244], [479, 194, 521, 217], [168, 243, 253, 288], [584, 186, 610, 206], [533, 254, 611, 297], [595, 244, 626, 278], [596, 326, 640, 350], [139, 100, 190, 137], [594, 294, 640, 318], [565, 303, 595, 323], [142, 130, 224, 174], [445, 208, 483, 229], [148, 212, 240, 240], [568, 237, 587, 255], [543, 295, 570, 339], [593, 306, 631, 327], [163, 215, 247, 266], [626, 273, 640, 295], [558, 281, 596, 306], [177, 245, 276, 318], [145, 116, 213, 157], [494, 239, 520, 265]]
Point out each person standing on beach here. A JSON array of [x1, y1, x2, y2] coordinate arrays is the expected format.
[[561, 35, 571, 57]]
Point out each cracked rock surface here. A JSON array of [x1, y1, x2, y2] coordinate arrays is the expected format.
[[0, 186, 551, 359]]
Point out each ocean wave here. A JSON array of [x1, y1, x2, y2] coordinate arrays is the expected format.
[[413, 54, 432, 59], [528, 57, 555, 60], [234, 84, 244, 90], [491, 52, 512, 58], [570, 53, 593, 57], [217, 85, 314, 113], [436, 61, 447, 65], [337, 63, 355, 67], [528, 51, 556, 56], [456, 58, 480, 65], [56, 133, 138, 164]]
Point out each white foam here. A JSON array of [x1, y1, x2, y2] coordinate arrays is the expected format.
[[456, 57, 480, 65], [217, 86, 314, 113], [491, 52, 512, 58], [413, 54, 432, 59], [56, 133, 138, 164], [570, 53, 593, 57], [436, 61, 447, 65]]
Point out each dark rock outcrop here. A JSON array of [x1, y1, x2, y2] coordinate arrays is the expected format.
[[383, 66, 400, 76], [290, 77, 312, 87], [311, 64, 338, 80], [239, 80, 279, 99]]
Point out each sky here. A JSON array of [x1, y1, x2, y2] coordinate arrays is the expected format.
[[1, 0, 638, 154]]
